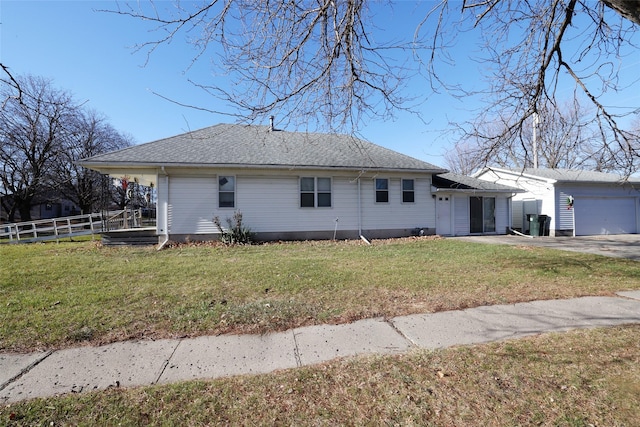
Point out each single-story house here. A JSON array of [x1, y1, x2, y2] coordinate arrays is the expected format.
[[79, 124, 519, 243], [475, 167, 640, 236]]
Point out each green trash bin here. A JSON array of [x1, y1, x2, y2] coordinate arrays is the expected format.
[[527, 214, 539, 236]]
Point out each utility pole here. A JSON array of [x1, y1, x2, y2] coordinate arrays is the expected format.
[[532, 112, 539, 168]]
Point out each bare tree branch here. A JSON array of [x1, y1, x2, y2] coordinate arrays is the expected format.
[[107, 1, 640, 174], [0, 63, 23, 108]]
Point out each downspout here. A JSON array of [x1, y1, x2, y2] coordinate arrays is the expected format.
[[357, 176, 370, 245], [509, 227, 532, 238], [157, 166, 170, 250], [508, 192, 533, 238]]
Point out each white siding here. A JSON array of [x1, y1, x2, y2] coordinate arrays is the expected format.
[[168, 176, 217, 234], [159, 170, 436, 238], [235, 175, 361, 233], [360, 177, 434, 231], [453, 195, 469, 236], [477, 170, 555, 230], [512, 199, 524, 229], [558, 191, 574, 230], [495, 196, 509, 233]]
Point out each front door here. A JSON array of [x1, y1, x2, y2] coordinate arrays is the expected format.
[[436, 195, 452, 236]]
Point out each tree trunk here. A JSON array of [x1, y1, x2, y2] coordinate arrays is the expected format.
[[17, 200, 32, 222]]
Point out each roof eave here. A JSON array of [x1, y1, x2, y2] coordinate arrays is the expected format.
[[79, 161, 446, 174], [434, 188, 524, 193], [480, 167, 558, 184]]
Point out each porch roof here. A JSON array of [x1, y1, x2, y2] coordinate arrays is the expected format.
[[433, 173, 523, 193]]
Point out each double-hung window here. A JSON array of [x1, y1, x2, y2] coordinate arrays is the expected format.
[[402, 179, 415, 203], [218, 176, 235, 208], [300, 177, 332, 208], [375, 178, 389, 203]]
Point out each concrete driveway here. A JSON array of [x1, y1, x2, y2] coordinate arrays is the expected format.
[[452, 234, 640, 261]]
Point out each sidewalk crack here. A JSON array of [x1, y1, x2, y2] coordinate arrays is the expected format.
[[292, 331, 302, 367], [384, 317, 417, 348], [154, 340, 182, 385], [0, 350, 54, 392]]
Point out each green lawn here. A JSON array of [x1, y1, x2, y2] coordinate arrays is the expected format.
[[1, 237, 638, 352]]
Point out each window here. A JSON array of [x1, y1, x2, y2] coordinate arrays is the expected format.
[[375, 178, 389, 203], [402, 179, 415, 203], [218, 176, 235, 208], [317, 177, 332, 207], [300, 177, 332, 208]]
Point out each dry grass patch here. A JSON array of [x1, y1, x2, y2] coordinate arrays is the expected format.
[[2, 325, 639, 425]]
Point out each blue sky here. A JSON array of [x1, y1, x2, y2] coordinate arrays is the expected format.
[[1, 1, 638, 168]]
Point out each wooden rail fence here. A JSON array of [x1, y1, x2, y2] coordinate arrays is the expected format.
[[0, 209, 151, 244]]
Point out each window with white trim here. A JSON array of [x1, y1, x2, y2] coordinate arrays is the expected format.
[[218, 176, 235, 208], [402, 179, 415, 203], [375, 178, 389, 203], [300, 177, 332, 207]]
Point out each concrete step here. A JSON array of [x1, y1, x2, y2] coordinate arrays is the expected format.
[[101, 229, 157, 246]]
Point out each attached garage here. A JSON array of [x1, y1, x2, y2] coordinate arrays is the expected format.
[[474, 168, 640, 237], [574, 197, 637, 235]]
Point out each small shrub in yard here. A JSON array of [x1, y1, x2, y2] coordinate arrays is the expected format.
[[213, 210, 253, 245]]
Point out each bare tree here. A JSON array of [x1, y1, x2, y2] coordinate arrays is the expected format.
[[0, 75, 132, 222], [441, 1, 640, 176], [51, 109, 133, 214], [108, 1, 640, 172], [445, 99, 634, 173], [106, 0, 419, 133], [0, 75, 77, 222], [443, 139, 487, 175]]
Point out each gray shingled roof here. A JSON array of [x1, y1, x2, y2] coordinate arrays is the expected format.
[[488, 167, 639, 184], [434, 172, 523, 192], [80, 124, 446, 173]]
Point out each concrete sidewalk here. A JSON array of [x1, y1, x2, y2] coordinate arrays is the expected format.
[[2, 292, 640, 404]]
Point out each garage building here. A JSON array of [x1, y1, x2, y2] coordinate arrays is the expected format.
[[474, 168, 640, 236]]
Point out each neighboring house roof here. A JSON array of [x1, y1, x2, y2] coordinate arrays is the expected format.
[[433, 172, 523, 193], [80, 124, 447, 173], [476, 167, 640, 185]]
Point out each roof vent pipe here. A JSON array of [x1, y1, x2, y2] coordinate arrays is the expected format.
[[269, 116, 275, 132]]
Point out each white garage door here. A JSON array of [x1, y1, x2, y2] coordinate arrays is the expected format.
[[574, 197, 637, 235]]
